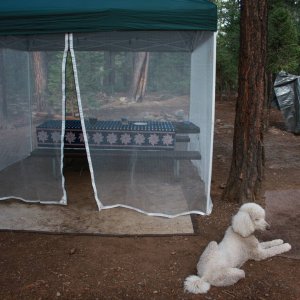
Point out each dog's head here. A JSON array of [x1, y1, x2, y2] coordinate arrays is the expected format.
[[232, 203, 270, 237]]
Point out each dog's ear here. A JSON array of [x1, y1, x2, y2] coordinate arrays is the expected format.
[[232, 211, 255, 237]]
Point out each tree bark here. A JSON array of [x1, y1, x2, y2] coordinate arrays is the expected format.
[[265, 72, 275, 130], [103, 51, 115, 96], [65, 53, 78, 117], [222, 0, 267, 203], [32, 52, 47, 112], [129, 52, 149, 102]]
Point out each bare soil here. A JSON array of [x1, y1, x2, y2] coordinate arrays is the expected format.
[[0, 100, 299, 300]]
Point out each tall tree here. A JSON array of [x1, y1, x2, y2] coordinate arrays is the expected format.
[[32, 52, 47, 112], [129, 52, 149, 102], [222, 0, 267, 203], [65, 53, 78, 117], [216, 0, 240, 100], [268, 3, 299, 74], [103, 51, 116, 96]]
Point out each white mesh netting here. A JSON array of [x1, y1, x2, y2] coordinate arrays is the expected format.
[[0, 34, 67, 204], [0, 32, 214, 217], [69, 32, 209, 217]]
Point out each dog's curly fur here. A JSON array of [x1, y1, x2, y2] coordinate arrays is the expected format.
[[184, 203, 292, 294]]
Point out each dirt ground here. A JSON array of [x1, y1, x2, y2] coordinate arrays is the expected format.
[[0, 99, 299, 299]]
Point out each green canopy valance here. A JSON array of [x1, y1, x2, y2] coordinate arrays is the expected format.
[[0, 0, 217, 35]]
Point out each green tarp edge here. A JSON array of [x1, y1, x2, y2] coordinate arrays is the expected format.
[[0, 0, 217, 35]]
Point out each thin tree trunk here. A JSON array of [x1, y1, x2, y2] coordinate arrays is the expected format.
[[32, 52, 47, 112], [103, 52, 115, 96], [129, 52, 149, 102], [265, 72, 275, 130], [222, 0, 267, 203], [66, 53, 78, 117]]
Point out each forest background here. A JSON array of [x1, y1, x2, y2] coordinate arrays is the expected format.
[[39, 0, 300, 115], [2, 0, 299, 118], [216, 0, 300, 102]]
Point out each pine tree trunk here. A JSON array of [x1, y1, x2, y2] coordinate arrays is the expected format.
[[103, 52, 115, 96], [222, 0, 267, 203], [32, 52, 47, 112], [265, 72, 275, 130], [66, 53, 77, 117], [129, 52, 149, 102]]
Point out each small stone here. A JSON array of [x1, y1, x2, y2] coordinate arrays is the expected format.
[[153, 290, 158, 294], [56, 292, 61, 297], [69, 248, 76, 255]]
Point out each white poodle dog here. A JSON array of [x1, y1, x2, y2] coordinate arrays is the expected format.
[[184, 203, 291, 294]]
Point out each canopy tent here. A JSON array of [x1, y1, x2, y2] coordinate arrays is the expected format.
[[0, 1, 217, 217]]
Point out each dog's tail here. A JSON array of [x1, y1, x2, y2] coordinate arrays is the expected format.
[[184, 275, 210, 294]]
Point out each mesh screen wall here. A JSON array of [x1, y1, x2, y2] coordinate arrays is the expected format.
[[0, 35, 67, 204], [0, 32, 215, 217]]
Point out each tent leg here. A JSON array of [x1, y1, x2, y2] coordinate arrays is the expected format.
[[52, 157, 56, 177], [130, 152, 138, 185], [173, 159, 180, 178]]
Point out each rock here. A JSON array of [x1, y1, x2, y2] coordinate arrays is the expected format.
[[119, 97, 127, 103], [69, 248, 76, 255]]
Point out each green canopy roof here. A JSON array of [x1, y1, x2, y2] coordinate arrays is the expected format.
[[0, 0, 217, 35]]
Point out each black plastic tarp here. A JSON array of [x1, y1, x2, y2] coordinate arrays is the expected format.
[[273, 71, 300, 134]]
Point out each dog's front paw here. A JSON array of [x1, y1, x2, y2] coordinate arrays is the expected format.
[[282, 243, 292, 252]]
